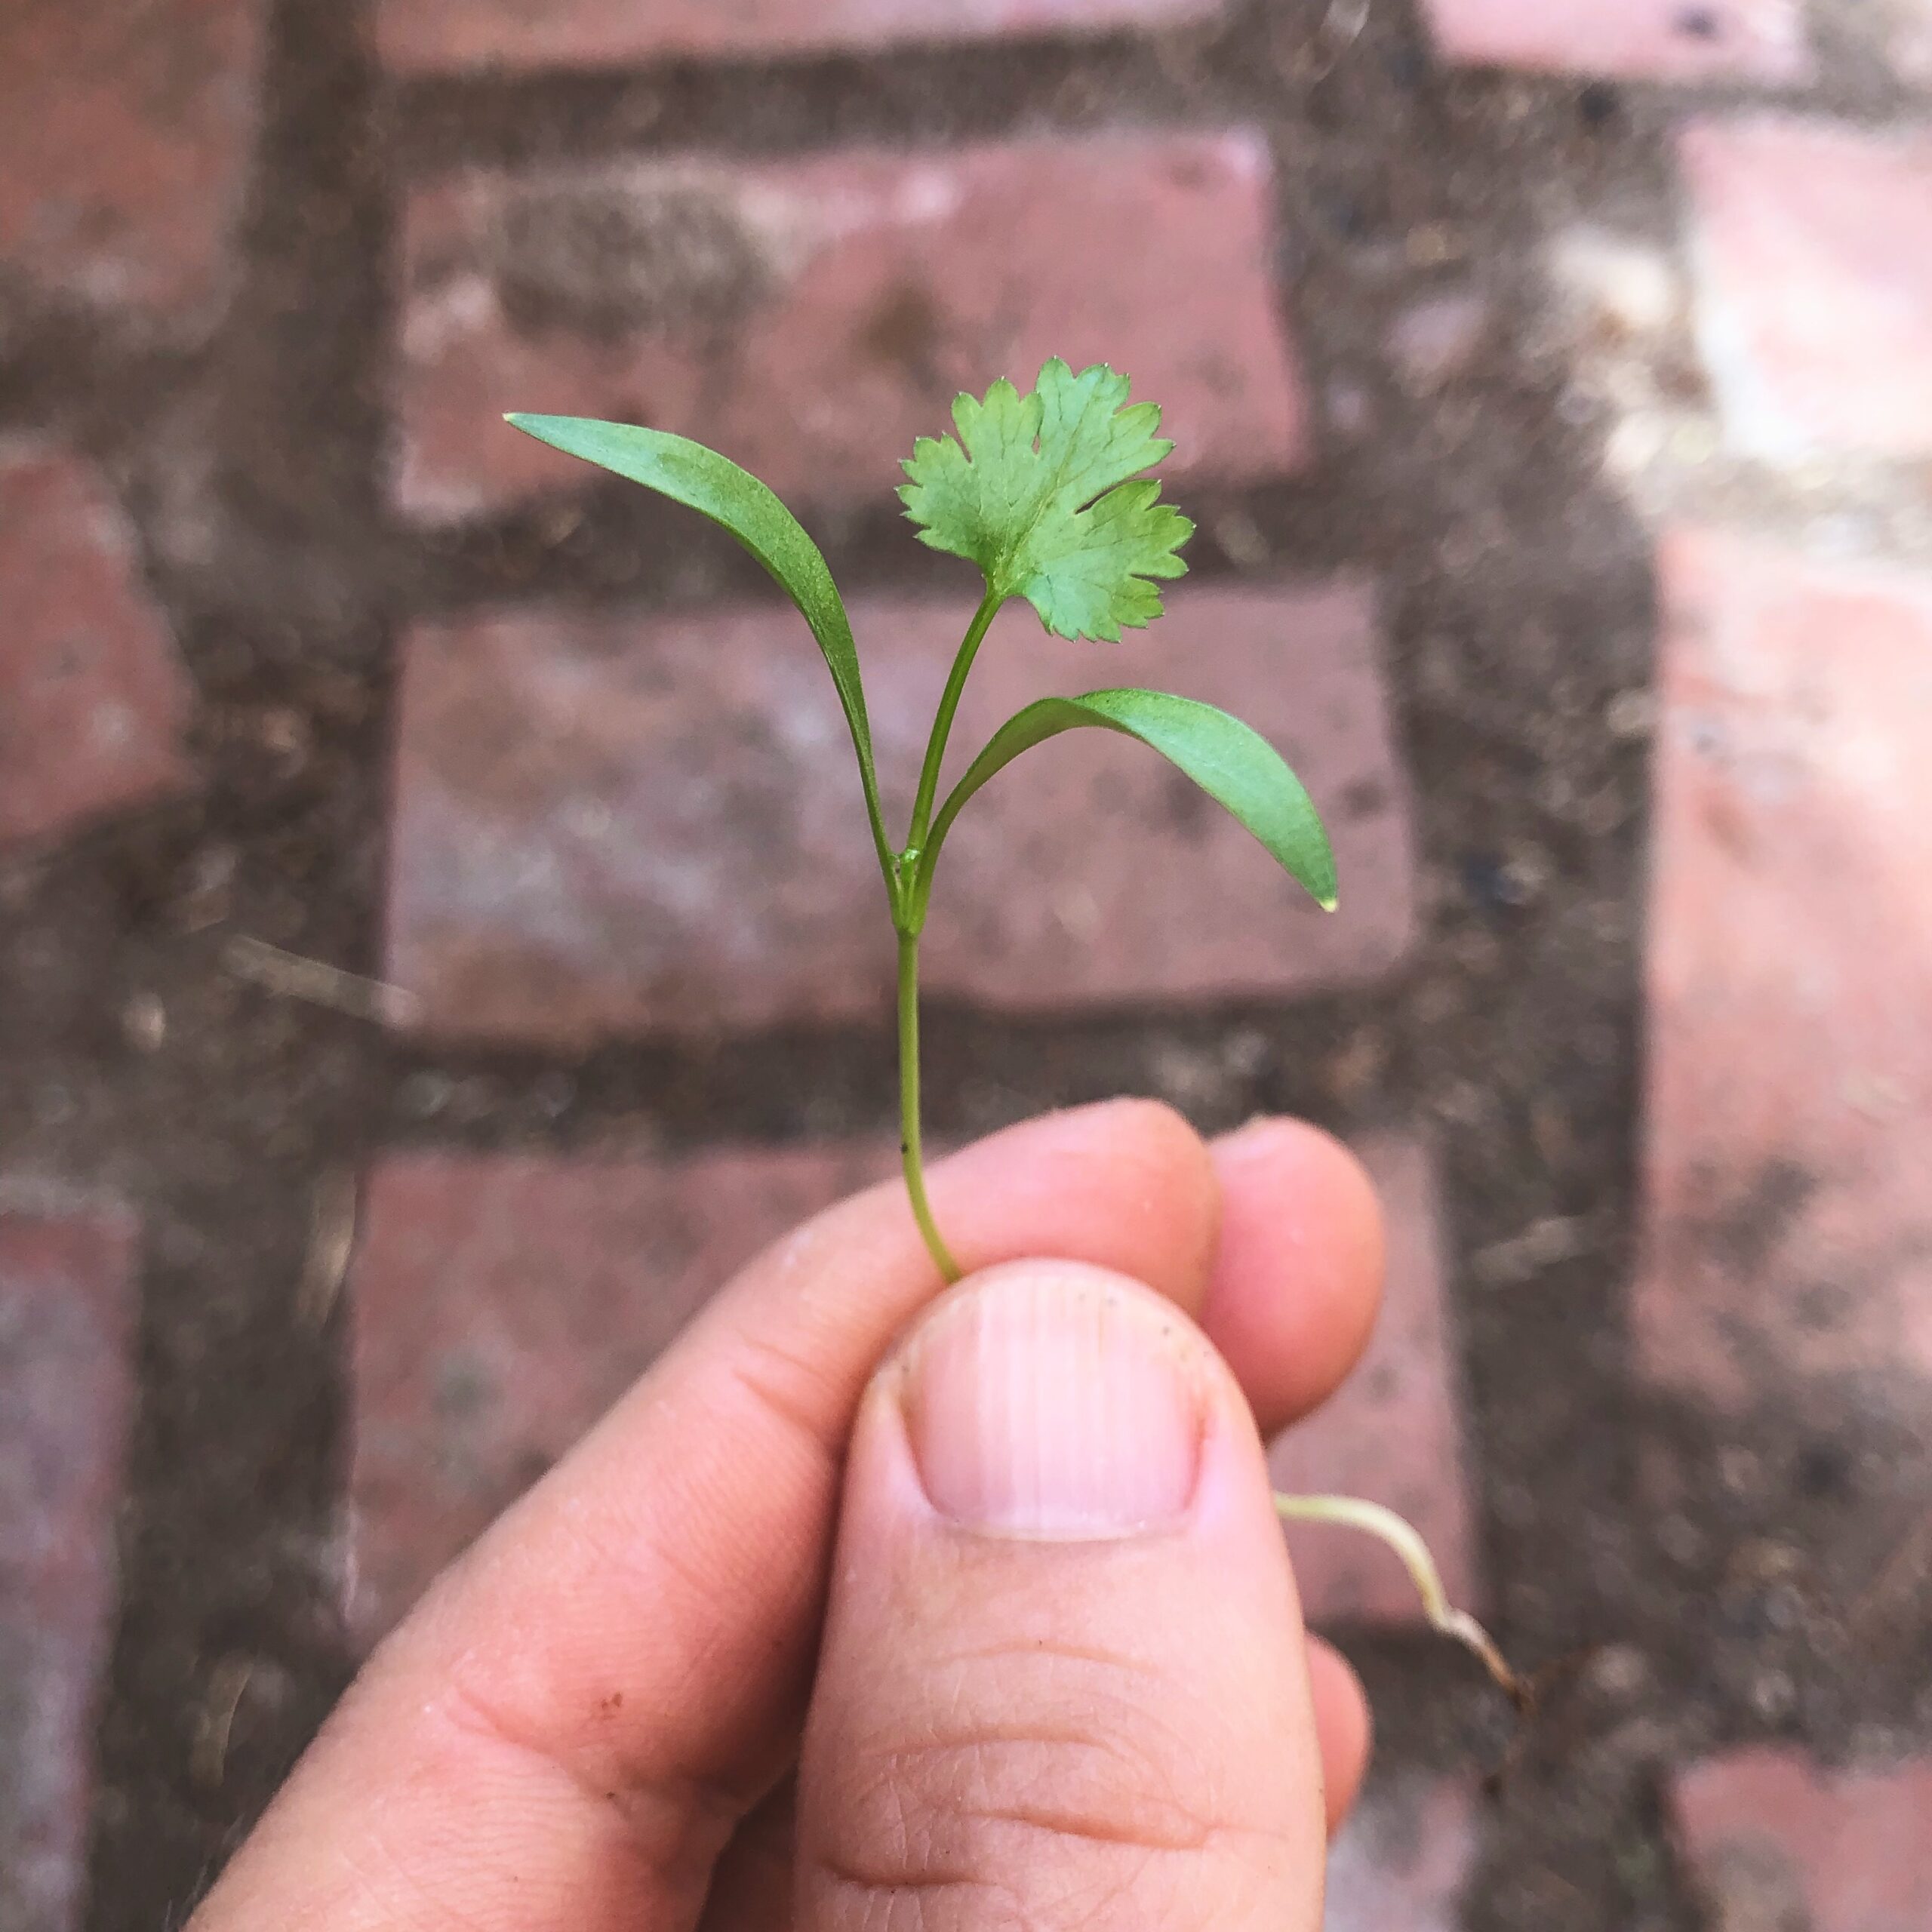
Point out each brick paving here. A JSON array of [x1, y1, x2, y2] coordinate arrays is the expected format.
[[1635, 531, 1932, 1414], [5, 0, 1932, 1924], [385, 582, 1413, 1043], [0, 0, 260, 321], [1418, 0, 1809, 80], [1323, 1775, 1478, 1932], [394, 133, 1308, 524], [1681, 118, 1932, 460], [0, 448, 198, 854], [1892, 0, 1932, 80], [379, 0, 1223, 71], [0, 1207, 138, 1932], [346, 1140, 895, 1639], [1670, 1748, 1932, 1930]]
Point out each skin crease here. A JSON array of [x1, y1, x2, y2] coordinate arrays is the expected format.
[[189, 1101, 1382, 1932], [800, 1261, 1330, 1931]]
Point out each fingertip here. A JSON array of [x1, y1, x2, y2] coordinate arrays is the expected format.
[[1019, 1095, 1217, 1215], [1204, 1119, 1385, 1435], [1105, 1093, 1217, 1174], [1305, 1636, 1373, 1835], [930, 1097, 1220, 1316]]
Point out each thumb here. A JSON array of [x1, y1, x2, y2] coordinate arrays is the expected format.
[[798, 1259, 1326, 1932]]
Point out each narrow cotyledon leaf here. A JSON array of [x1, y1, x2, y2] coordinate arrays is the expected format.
[[504, 413, 893, 877], [918, 687, 1337, 912]]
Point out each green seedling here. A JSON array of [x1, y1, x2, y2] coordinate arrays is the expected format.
[[508, 358, 1521, 1706]]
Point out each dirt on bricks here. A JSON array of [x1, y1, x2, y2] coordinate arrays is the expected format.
[[2, 2, 1930, 1929]]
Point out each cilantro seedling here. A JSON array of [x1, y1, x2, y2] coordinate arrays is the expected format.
[[507, 360, 1521, 1705]]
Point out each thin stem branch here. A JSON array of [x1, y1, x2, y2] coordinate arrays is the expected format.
[[897, 931, 959, 1282], [904, 585, 1002, 867], [1274, 1493, 1528, 1708]]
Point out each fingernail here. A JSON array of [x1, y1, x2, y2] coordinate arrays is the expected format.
[[901, 1266, 1204, 1539]]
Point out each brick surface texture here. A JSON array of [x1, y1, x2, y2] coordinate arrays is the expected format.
[[0, 448, 197, 854], [385, 581, 1413, 1044], [1672, 1748, 1932, 1931], [346, 1141, 896, 1638], [1635, 531, 1932, 1412], [1419, 0, 1808, 81], [0, 0, 260, 317], [379, 0, 1220, 72], [394, 133, 1309, 524], [1681, 118, 1932, 461], [0, 1208, 138, 1932], [1271, 1135, 1480, 1627], [1324, 1776, 1478, 1932], [1893, 0, 1932, 79]]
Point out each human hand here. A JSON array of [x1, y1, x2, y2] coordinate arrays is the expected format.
[[189, 1099, 1385, 1930]]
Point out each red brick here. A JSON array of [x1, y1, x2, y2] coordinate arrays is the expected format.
[[0, 1204, 139, 1932], [1635, 531, 1932, 1411], [1419, 0, 1807, 80], [0, 0, 260, 318], [0, 449, 197, 854], [346, 1142, 895, 1638], [1324, 1775, 1479, 1932], [379, 0, 1220, 72], [1671, 1748, 1932, 1931], [1270, 1136, 1480, 1628], [394, 134, 1308, 525], [1894, 0, 1932, 80], [1681, 118, 1932, 460], [383, 582, 1414, 1045]]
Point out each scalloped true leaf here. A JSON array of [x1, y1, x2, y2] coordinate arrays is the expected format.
[[898, 359, 1193, 642]]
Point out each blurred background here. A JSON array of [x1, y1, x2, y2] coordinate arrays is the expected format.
[[3, 0, 1930, 1925]]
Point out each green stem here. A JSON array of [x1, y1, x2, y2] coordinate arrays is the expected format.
[[905, 585, 1002, 865], [891, 589, 999, 1278], [897, 931, 959, 1282]]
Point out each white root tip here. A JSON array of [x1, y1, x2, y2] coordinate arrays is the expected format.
[[1274, 1491, 1529, 1709]]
